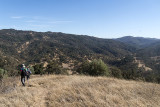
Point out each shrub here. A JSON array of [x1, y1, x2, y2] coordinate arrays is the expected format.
[[33, 64, 45, 75], [46, 61, 68, 75], [77, 59, 110, 76], [110, 67, 122, 78], [0, 68, 7, 80], [121, 69, 141, 80], [157, 75, 160, 83], [77, 60, 90, 75], [89, 59, 110, 76]]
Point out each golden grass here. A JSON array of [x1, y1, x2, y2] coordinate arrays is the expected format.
[[0, 75, 160, 107]]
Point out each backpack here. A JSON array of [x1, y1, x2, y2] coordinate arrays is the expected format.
[[21, 67, 27, 76], [27, 68, 31, 75]]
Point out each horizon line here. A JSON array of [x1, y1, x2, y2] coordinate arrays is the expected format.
[[0, 28, 159, 39]]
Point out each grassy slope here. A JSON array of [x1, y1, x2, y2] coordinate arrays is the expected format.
[[0, 75, 160, 107]]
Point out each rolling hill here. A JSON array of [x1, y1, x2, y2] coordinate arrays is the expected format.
[[0, 29, 160, 83], [136, 41, 160, 73], [115, 36, 160, 75], [0, 29, 135, 72], [116, 36, 159, 49], [0, 29, 160, 107], [137, 41, 160, 57]]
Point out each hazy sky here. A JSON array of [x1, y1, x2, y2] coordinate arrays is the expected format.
[[0, 0, 160, 38]]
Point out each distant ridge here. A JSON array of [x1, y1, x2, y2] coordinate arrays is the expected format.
[[116, 36, 160, 49]]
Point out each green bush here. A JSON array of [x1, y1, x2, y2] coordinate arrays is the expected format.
[[0, 68, 7, 80], [77, 59, 110, 76], [121, 69, 141, 80], [46, 61, 68, 75], [33, 64, 45, 75], [76, 60, 90, 75], [157, 75, 160, 83], [110, 67, 122, 78]]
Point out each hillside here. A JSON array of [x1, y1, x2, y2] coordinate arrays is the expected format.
[[137, 41, 160, 57], [0, 29, 135, 72], [136, 41, 160, 73], [115, 36, 160, 74], [116, 36, 159, 49], [0, 75, 160, 107], [0, 29, 160, 83]]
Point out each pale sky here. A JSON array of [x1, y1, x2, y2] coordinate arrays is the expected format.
[[0, 0, 160, 38]]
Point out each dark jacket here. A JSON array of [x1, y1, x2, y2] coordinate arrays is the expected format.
[[21, 67, 26, 77]]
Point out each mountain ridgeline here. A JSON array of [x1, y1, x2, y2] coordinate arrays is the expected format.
[[116, 36, 160, 49], [0, 29, 160, 83]]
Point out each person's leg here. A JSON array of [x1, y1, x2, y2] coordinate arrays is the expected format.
[[28, 74, 30, 79], [27, 75, 29, 80], [21, 76, 25, 86], [27, 75, 30, 85]]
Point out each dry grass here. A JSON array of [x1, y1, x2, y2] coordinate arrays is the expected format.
[[0, 75, 160, 107]]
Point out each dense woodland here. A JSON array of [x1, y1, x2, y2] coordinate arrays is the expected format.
[[0, 29, 160, 83]]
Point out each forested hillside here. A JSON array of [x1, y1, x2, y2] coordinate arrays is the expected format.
[[0, 29, 160, 83], [0, 29, 134, 71], [136, 42, 160, 74], [116, 36, 160, 82], [116, 36, 159, 49]]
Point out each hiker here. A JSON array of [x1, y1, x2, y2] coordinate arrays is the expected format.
[[26, 67, 32, 80], [20, 64, 27, 86]]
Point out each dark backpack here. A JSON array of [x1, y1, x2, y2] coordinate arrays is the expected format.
[[27, 68, 32, 74], [21, 68, 26, 76]]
